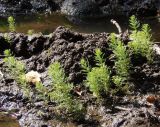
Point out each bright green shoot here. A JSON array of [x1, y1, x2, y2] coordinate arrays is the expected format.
[[109, 34, 130, 91], [129, 15, 153, 62], [95, 48, 105, 66], [129, 15, 140, 31], [86, 65, 110, 98], [110, 34, 130, 78], [8, 16, 16, 32], [3, 50, 30, 97], [81, 49, 110, 98], [80, 58, 90, 73], [3, 49, 26, 85], [48, 62, 84, 115]]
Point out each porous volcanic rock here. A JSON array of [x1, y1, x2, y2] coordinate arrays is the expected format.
[[0, 0, 159, 17], [1, 27, 111, 83]]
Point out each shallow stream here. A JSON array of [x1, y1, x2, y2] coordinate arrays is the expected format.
[[0, 13, 160, 41]]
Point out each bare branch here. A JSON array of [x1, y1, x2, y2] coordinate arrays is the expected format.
[[111, 19, 122, 34], [114, 106, 132, 111]]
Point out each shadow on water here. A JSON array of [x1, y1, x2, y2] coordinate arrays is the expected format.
[[0, 13, 160, 41]]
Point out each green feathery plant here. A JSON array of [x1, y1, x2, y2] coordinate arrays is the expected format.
[[129, 15, 153, 62], [129, 15, 140, 31], [4, 50, 47, 99], [35, 82, 48, 101], [80, 58, 90, 73], [8, 16, 15, 32], [110, 33, 130, 78], [48, 62, 84, 117], [3, 49, 30, 97], [110, 34, 130, 92], [3, 33, 11, 44], [4, 49, 26, 85], [4, 17, 15, 44], [81, 49, 110, 98]]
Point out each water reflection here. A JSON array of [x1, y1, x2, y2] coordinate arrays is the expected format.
[[0, 13, 160, 41]]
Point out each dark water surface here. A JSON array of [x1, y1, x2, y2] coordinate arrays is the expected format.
[[0, 13, 160, 41]]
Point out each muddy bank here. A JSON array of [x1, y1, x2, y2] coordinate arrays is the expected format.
[[0, 112, 20, 127], [0, 26, 160, 126], [0, 0, 160, 17]]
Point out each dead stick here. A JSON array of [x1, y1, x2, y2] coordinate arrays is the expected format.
[[111, 19, 122, 34], [115, 106, 132, 111]]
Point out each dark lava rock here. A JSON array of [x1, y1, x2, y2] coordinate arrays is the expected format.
[[0, 34, 10, 54], [0, 0, 159, 17], [0, 26, 111, 84], [5, 33, 51, 58], [30, 26, 111, 83], [61, 0, 101, 17]]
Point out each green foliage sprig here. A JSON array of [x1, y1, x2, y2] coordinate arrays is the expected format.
[[80, 58, 90, 73], [4, 33, 11, 44], [3, 50, 30, 97], [4, 50, 48, 100], [8, 16, 16, 32], [129, 15, 140, 31], [109, 34, 130, 92], [4, 49, 26, 85], [110, 34, 130, 78], [35, 82, 48, 100], [129, 15, 153, 62], [81, 49, 110, 98], [48, 62, 84, 117]]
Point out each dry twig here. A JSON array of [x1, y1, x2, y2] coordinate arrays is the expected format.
[[111, 19, 122, 35]]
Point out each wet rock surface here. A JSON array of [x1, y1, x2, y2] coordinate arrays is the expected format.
[[0, 0, 159, 17], [61, 0, 159, 17], [0, 27, 160, 126]]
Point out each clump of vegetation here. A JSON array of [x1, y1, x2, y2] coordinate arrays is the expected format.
[[81, 49, 110, 98], [129, 15, 140, 31], [81, 47, 130, 97], [110, 33, 130, 78], [48, 62, 84, 118], [110, 33, 130, 92], [4, 49, 26, 85], [3, 50, 47, 99], [129, 15, 153, 62], [3, 16, 16, 44], [35, 82, 48, 101], [8, 16, 16, 32], [3, 49, 30, 96], [3, 33, 11, 44]]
